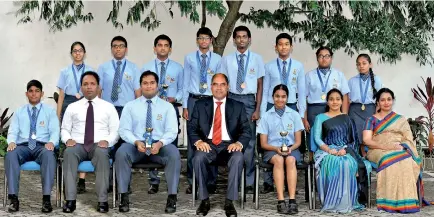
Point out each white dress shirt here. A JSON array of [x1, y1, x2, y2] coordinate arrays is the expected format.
[[208, 97, 231, 141], [61, 96, 120, 147]]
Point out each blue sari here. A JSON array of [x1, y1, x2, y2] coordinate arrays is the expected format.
[[311, 113, 370, 213]]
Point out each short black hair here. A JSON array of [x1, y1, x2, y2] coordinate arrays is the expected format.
[[196, 27, 213, 38], [111, 36, 128, 48], [154, 34, 172, 47], [140, 70, 159, 84], [70, 41, 86, 54], [27, 80, 43, 91], [233, 25, 251, 38], [211, 73, 229, 84], [80, 71, 100, 86], [275, 33, 292, 46], [316, 46, 333, 57]]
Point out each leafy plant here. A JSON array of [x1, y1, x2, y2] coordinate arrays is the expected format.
[[408, 117, 428, 159], [0, 135, 7, 157], [0, 108, 14, 137], [411, 77, 434, 152], [15, 1, 434, 64]]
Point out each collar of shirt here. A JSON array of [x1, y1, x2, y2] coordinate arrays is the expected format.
[[278, 56, 291, 64], [28, 103, 42, 110], [213, 97, 227, 105], [140, 95, 159, 104], [112, 58, 126, 65], [236, 49, 250, 59], [156, 57, 169, 65], [79, 96, 101, 105], [197, 49, 211, 59], [271, 106, 289, 114]]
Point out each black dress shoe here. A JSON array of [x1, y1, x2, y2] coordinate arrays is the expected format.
[[277, 202, 289, 214], [41, 200, 53, 213], [148, 184, 159, 194], [196, 199, 210, 216], [8, 197, 19, 213], [97, 202, 109, 213], [207, 184, 217, 194], [62, 200, 76, 213], [77, 181, 86, 194], [246, 185, 254, 194], [165, 195, 177, 213], [119, 193, 129, 212], [261, 182, 274, 194], [224, 200, 237, 217], [288, 202, 298, 215], [186, 184, 193, 194]]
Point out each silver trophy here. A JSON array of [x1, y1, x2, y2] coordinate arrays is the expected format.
[[280, 131, 289, 155], [160, 84, 169, 100], [145, 128, 154, 155]]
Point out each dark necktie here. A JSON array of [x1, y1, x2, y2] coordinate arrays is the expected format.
[[282, 60, 288, 85], [319, 67, 330, 76], [84, 101, 94, 152], [360, 73, 369, 81], [236, 54, 245, 93], [199, 54, 207, 94], [111, 61, 122, 102], [28, 107, 37, 150], [275, 108, 285, 117]]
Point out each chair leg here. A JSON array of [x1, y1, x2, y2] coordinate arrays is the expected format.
[[307, 165, 312, 210], [112, 165, 116, 208], [241, 168, 245, 209], [368, 182, 371, 208], [3, 171, 7, 210], [56, 163, 60, 207], [61, 161, 64, 208], [192, 169, 196, 207], [254, 165, 259, 210], [312, 166, 316, 210]]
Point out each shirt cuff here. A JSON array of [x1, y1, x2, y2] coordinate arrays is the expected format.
[[159, 139, 170, 146]]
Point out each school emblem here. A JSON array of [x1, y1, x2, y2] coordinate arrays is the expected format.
[[287, 124, 293, 131], [39, 121, 45, 127], [170, 77, 176, 83], [249, 68, 255, 74], [157, 114, 163, 121], [124, 72, 132, 81], [292, 69, 297, 75], [292, 77, 297, 84], [207, 68, 214, 75]]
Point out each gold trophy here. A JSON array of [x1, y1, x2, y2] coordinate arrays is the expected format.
[[280, 131, 289, 155], [161, 84, 169, 100], [145, 127, 154, 155]]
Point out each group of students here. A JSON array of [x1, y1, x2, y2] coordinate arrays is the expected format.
[[4, 24, 427, 216]]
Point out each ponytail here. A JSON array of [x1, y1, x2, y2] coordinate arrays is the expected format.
[[369, 68, 377, 96]]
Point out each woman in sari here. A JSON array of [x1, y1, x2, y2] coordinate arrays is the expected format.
[[363, 88, 422, 213], [311, 88, 368, 213]]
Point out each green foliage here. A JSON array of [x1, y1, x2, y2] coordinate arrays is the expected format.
[[408, 116, 428, 159], [0, 136, 7, 157], [15, 0, 434, 64], [1, 108, 13, 137]]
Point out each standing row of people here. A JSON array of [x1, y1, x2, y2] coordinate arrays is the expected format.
[[4, 23, 427, 216]]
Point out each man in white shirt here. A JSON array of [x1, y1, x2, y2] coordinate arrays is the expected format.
[[61, 71, 120, 213]]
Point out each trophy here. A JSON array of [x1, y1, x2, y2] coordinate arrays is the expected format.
[[280, 131, 289, 155], [160, 84, 169, 100], [144, 127, 154, 155]]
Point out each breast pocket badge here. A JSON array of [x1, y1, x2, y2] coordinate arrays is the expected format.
[[124, 72, 132, 81], [287, 124, 293, 131], [207, 68, 215, 75], [333, 79, 338, 88], [291, 77, 297, 84], [157, 114, 163, 121], [39, 121, 45, 127], [249, 68, 255, 74]]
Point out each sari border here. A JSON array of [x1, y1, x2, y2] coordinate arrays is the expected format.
[[373, 112, 401, 134]]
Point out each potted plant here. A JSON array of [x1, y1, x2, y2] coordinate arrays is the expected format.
[[408, 117, 429, 168], [0, 108, 13, 157], [411, 77, 434, 153]]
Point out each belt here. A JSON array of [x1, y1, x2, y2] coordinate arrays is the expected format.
[[229, 92, 255, 97], [350, 103, 375, 105], [189, 93, 211, 99], [307, 103, 326, 106]]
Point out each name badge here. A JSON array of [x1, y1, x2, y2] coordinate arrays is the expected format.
[[157, 114, 163, 121]]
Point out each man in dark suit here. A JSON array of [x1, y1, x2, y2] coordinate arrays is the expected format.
[[189, 73, 251, 217]]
